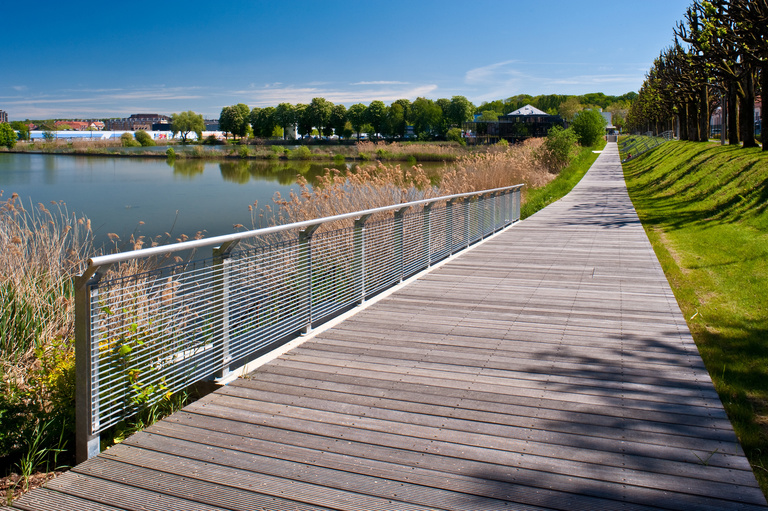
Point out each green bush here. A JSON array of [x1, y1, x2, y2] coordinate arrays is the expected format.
[[134, 130, 155, 147], [571, 109, 607, 146], [540, 126, 579, 173], [0, 123, 17, 149], [166, 147, 176, 160], [121, 132, 140, 147], [289, 145, 313, 160], [446, 127, 465, 145]]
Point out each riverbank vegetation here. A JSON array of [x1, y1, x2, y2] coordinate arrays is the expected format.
[[0, 131, 598, 501], [624, 140, 768, 495]]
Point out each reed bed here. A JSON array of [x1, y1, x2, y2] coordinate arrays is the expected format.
[[267, 137, 553, 231]]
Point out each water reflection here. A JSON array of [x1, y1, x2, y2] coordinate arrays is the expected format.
[[172, 159, 205, 178], [217, 161, 330, 186]]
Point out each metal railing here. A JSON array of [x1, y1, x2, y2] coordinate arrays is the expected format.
[[619, 131, 674, 162], [74, 184, 523, 461]]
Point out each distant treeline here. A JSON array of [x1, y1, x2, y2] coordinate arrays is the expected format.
[[11, 91, 638, 144]]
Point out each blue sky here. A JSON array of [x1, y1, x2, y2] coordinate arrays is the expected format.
[[3, 1, 692, 120]]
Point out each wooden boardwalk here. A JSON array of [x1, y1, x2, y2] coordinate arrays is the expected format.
[[15, 143, 768, 510]]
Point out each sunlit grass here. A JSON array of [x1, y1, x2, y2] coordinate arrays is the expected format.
[[623, 141, 768, 495]]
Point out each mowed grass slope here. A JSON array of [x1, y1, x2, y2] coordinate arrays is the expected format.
[[623, 141, 768, 493]]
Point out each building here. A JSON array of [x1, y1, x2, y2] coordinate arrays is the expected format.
[[710, 97, 762, 137], [0, 110, 7, 123], [463, 105, 564, 144], [54, 120, 91, 130], [105, 114, 171, 131]]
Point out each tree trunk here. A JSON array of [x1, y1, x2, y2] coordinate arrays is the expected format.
[[740, 68, 758, 148], [687, 100, 699, 141], [728, 84, 740, 145], [699, 85, 709, 142], [679, 105, 689, 141], [762, 63, 768, 151]]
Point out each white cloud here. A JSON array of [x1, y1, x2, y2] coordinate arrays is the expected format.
[[352, 81, 409, 86], [230, 83, 439, 107]]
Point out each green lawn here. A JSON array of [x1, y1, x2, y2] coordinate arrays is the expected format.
[[623, 140, 768, 495]]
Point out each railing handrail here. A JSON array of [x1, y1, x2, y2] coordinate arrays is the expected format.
[[85, 184, 525, 271]]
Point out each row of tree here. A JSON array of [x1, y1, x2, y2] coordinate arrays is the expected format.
[[219, 96, 476, 141], [627, 0, 766, 150], [217, 92, 637, 142]]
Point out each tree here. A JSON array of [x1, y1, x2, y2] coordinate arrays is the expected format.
[[558, 97, 583, 123], [447, 96, 474, 127], [731, 0, 768, 150], [386, 102, 407, 137], [250, 106, 277, 138], [570, 109, 606, 146], [10, 121, 29, 141], [365, 100, 387, 138], [219, 105, 242, 140], [171, 110, 205, 144], [273, 103, 296, 140], [295, 104, 312, 138], [411, 97, 443, 138], [306, 97, 333, 139], [347, 103, 368, 141], [0, 123, 17, 149], [329, 104, 347, 138]]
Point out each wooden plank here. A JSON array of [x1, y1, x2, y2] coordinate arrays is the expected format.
[[14, 143, 767, 511]]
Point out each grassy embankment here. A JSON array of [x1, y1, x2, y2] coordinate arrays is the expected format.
[[623, 141, 768, 495], [0, 136, 601, 501]]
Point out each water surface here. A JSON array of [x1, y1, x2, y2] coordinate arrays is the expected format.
[[0, 153, 332, 249]]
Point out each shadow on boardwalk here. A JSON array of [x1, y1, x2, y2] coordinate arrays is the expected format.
[[14, 143, 768, 511]]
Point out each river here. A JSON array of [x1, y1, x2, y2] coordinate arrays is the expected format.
[[0, 153, 339, 251]]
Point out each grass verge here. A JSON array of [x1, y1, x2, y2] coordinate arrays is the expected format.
[[623, 140, 768, 496]]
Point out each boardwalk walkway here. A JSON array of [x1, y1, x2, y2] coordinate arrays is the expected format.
[[15, 143, 768, 510]]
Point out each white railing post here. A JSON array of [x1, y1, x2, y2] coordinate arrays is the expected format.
[[353, 214, 372, 303], [422, 203, 433, 267], [394, 206, 409, 282], [299, 225, 320, 333], [75, 271, 102, 463], [213, 240, 239, 378]]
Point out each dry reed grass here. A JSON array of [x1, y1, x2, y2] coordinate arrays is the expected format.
[[265, 138, 553, 233]]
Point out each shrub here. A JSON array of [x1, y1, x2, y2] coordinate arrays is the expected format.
[[571, 109, 607, 146], [120, 133, 140, 147], [203, 134, 223, 145], [134, 130, 155, 147], [539, 126, 579, 173], [288, 145, 313, 160], [446, 127, 465, 145], [166, 147, 176, 160]]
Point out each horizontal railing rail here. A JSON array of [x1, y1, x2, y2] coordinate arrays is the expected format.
[[74, 184, 523, 462]]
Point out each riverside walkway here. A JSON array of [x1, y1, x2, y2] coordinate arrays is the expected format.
[[15, 143, 768, 510]]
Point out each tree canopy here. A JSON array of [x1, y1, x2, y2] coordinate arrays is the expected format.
[[0, 123, 17, 149], [171, 111, 205, 144]]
